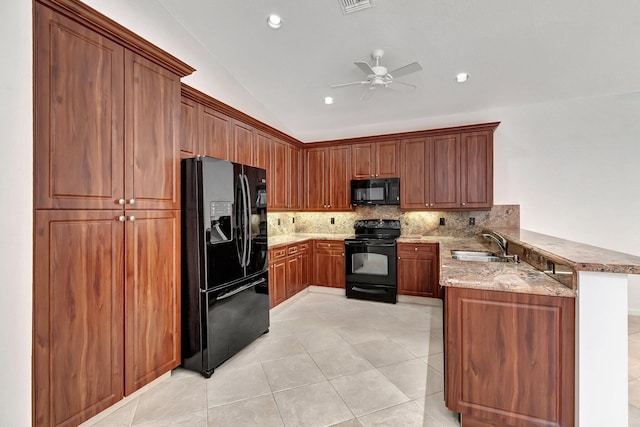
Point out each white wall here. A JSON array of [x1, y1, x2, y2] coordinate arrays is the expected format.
[[0, 1, 33, 425]]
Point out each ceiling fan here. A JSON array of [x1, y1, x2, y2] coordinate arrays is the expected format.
[[331, 49, 423, 99]]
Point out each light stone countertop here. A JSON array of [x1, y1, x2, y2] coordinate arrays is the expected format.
[[398, 235, 576, 298], [488, 227, 640, 275]]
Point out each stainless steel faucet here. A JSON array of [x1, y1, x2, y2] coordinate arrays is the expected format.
[[482, 231, 519, 263]]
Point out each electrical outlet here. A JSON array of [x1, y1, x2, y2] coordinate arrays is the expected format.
[[292, 217, 295, 224], [277, 218, 281, 225], [439, 218, 445, 226], [469, 217, 475, 226], [330, 217, 335, 225]]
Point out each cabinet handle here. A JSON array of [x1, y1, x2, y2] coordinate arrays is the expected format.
[[118, 199, 126, 205], [129, 199, 136, 205], [118, 215, 126, 222], [129, 216, 136, 221]]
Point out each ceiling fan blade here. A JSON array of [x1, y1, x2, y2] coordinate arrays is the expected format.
[[388, 62, 423, 78], [393, 80, 417, 89], [360, 87, 375, 101], [330, 81, 367, 88], [354, 61, 375, 75]]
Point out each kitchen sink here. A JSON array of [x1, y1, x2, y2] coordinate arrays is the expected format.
[[450, 250, 509, 263]]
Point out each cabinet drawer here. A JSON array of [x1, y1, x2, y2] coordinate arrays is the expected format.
[[314, 240, 343, 251], [269, 247, 287, 260], [397, 243, 437, 255], [298, 242, 310, 253], [287, 244, 298, 256]]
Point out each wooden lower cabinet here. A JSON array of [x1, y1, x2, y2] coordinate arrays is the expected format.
[[268, 247, 287, 308], [34, 210, 181, 426], [397, 243, 439, 298], [269, 242, 311, 307], [312, 240, 345, 288], [123, 210, 181, 395], [445, 287, 575, 427]]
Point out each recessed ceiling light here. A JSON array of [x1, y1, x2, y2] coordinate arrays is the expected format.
[[324, 96, 334, 105], [267, 14, 282, 29], [456, 72, 470, 83]]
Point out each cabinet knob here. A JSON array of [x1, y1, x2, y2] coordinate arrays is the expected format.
[[342, 253, 344, 256], [328, 244, 331, 247], [118, 199, 126, 205], [415, 247, 418, 251], [118, 215, 126, 222], [129, 216, 136, 221], [129, 199, 136, 205], [371, 174, 374, 177], [461, 202, 466, 206]]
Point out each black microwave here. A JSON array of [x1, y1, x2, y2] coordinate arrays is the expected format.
[[350, 178, 400, 205]]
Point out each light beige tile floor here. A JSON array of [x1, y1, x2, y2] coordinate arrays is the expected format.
[[87, 293, 640, 426]]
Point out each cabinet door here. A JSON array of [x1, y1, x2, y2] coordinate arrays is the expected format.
[[445, 287, 575, 427], [330, 249, 346, 288], [124, 210, 180, 395], [460, 131, 493, 209], [328, 146, 351, 210], [202, 107, 231, 160], [35, 4, 125, 210], [430, 135, 460, 209], [270, 258, 287, 307], [180, 96, 200, 159], [125, 51, 180, 210], [305, 148, 327, 210], [233, 120, 254, 165], [299, 251, 310, 291], [314, 250, 334, 286], [400, 138, 428, 209], [376, 140, 400, 178], [271, 140, 288, 210], [34, 210, 124, 427], [351, 143, 376, 179], [288, 145, 302, 210], [254, 132, 271, 172], [286, 255, 300, 298], [397, 244, 438, 298]]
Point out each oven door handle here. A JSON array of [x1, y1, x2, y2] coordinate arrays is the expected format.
[[345, 241, 396, 248], [352, 286, 387, 295]]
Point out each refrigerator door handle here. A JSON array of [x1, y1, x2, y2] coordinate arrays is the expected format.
[[242, 173, 252, 268], [216, 277, 266, 301], [236, 173, 247, 267]]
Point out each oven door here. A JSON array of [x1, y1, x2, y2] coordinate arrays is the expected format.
[[345, 239, 397, 287]]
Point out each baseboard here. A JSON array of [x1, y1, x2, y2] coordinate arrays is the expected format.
[[398, 295, 443, 306], [307, 285, 345, 296], [629, 308, 640, 316]]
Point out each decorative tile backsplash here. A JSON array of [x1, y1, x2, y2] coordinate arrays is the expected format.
[[268, 205, 519, 237]]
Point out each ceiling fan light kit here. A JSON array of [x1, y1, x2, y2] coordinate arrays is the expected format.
[[331, 49, 422, 98]]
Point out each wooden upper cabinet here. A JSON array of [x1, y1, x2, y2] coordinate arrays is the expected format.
[[34, 4, 183, 211], [202, 107, 231, 160], [125, 51, 181, 210], [328, 145, 351, 209], [232, 120, 254, 165], [400, 138, 428, 209], [352, 140, 399, 179], [124, 210, 181, 395], [180, 96, 200, 159], [35, 4, 125, 210], [376, 140, 400, 178], [305, 146, 350, 210], [305, 148, 327, 210], [351, 143, 376, 179], [34, 209, 125, 427], [460, 131, 493, 209], [254, 132, 271, 171], [430, 134, 460, 209], [288, 145, 302, 210], [271, 139, 289, 210], [400, 131, 492, 210]]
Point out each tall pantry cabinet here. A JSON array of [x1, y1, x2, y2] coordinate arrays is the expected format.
[[33, 1, 195, 426]]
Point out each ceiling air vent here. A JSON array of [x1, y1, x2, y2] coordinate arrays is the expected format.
[[338, 0, 374, 14]]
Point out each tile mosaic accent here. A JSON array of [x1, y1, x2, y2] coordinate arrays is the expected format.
[[274, 205, 520, 237]]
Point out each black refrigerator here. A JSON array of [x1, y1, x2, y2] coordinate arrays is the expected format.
[[181, 156, 269, 378]]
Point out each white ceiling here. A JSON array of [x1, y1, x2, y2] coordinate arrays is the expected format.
[[88, 0, 640, 142]]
